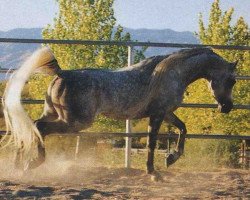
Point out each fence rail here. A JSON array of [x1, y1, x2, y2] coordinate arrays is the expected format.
[[0, 38, 250, 50], [0, 98, 249, 110], [0, 131, 249, 140], [53, 132, 250, 140], [0, 68, 249, 80]]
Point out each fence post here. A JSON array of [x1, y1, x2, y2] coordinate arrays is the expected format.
[[125, 45, 134, 168], [75, 136, 80, 160]]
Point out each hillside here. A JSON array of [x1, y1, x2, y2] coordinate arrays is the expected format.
[[124, 27, 198, 57], [0, 28, 199, 70], [0, 28, 42, 70]]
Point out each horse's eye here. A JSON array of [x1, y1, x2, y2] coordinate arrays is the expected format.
[[211, 80, 218, 88]]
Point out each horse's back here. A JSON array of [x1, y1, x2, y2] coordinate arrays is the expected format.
[[47, 55, 169, 119]]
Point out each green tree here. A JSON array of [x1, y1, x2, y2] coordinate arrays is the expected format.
[[27, 0, 145, 131], [173, 0, 249, 167], [42, 0, 131, 69]]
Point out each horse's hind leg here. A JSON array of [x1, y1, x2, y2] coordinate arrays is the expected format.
[[38, 92, 59, 122], [14, 141, 46, 170], [14, 145, 24, 170], [14, 94, 59, 170], [164, 112, 187, 166], [28, 121, 75, 170], [22, 142, 46, 170], [23, 120, 78, 170], [147, 115, 164, 174], [35, 119, 88, 134]]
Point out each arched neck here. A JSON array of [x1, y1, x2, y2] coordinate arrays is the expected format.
[[179, 54, 213, 87]]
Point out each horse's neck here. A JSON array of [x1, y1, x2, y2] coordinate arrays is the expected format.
[[139, 55, 167, 80], [179, 54, 210, 87]]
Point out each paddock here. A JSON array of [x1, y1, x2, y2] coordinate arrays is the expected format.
[[0, 38, 249, 199]]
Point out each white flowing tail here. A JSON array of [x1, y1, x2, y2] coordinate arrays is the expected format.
[[1, 47, 60, 163]]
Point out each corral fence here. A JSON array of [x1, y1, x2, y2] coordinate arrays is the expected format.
[[0, 38, 249, 168]]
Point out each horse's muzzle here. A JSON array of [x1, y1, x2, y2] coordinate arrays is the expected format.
[[218, 101, 233, 114]]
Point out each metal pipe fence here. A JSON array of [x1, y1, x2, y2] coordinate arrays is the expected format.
[[1, 68, 249, 80], [0, 98, 249, 110], [0, 38, 250, 50], [0, 38, 249, 168], [0, 131, 249, 141], [42, 132, 250, 140]]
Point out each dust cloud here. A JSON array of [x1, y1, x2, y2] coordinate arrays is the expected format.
[[0, 150, 249, 199]]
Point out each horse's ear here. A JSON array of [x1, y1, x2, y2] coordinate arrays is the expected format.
[[230, 60, 238, 70]]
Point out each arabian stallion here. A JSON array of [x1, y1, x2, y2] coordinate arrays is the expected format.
[[2, 47, 237, 177]]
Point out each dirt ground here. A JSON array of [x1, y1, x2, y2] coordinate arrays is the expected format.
[[0, 157, 249, 200]]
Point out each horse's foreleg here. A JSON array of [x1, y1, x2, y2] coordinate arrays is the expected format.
[[147, 116, 164, 174], [164, 113, 187, 166]]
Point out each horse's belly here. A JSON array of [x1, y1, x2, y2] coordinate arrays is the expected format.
[[101, 112, 129, 120], [101, 109, 147, 120], [99, 103, 138, 119]]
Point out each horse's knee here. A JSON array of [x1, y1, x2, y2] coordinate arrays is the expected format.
[[147, 133, 158, 149]]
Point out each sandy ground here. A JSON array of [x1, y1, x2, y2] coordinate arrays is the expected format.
[[0, 158, 249, 200]]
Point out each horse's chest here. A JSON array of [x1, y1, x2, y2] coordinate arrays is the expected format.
[[157, 80, 184, 108]]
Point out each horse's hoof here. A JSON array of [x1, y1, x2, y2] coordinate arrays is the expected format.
[[165, 151, 181, 167], [150, 171, 163, 182], [165, 153, 175, 167], [151, 174, 158, 182], [24, 158, 45, 171]]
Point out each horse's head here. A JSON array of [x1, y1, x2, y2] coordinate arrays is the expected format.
[[209, 61, 237, 114]]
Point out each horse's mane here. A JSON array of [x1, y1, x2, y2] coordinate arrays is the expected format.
[[116, 55, 169, 73], [171, 47, 214, 60], [152, 48, 215, 73], [59, 55, 168, 74], [132, 48, 214, 73]]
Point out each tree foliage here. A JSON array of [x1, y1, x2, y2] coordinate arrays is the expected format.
[[175, 0, 249, 135], [27, 0, 145, 131], [43, 0, 132, 69]]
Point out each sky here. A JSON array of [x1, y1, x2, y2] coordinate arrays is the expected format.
[[0, 0, 249, 32]]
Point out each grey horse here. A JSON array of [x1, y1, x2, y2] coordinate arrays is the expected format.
[[3, 47, 237, 175]]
